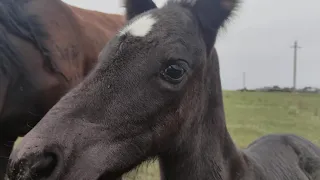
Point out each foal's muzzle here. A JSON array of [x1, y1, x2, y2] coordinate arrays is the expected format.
[[6, 147, 64, 180]]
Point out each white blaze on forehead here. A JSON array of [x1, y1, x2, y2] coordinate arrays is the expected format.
[[119, 14, 157, 37]]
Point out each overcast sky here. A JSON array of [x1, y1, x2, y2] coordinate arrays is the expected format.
[[62, 0, 320, 90]]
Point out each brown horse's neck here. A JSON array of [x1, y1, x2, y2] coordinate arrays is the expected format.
[[67, 4, 125, 76], [159, 49, 247, 180]]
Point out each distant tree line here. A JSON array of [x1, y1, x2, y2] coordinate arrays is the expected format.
[[238, 86, 320, 94]]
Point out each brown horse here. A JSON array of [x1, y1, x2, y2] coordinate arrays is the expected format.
[[0, 0, 124, 178], [6, 0, 320, 180]]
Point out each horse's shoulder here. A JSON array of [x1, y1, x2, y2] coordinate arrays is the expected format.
[[247, 133, 318, 149], [245, 133, 320, 164], [245, 133, 320, 179]]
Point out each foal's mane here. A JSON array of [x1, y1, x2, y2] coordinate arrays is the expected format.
[[0, 0, 65, 80]]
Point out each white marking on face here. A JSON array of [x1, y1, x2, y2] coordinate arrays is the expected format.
[[119, 14, 157, 37]]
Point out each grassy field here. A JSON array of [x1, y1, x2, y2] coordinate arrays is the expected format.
[[15, 91, 320, 180]]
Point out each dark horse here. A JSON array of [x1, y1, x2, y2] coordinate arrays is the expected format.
[[6, 0, 320, 179], [0, 0, 124, 178]]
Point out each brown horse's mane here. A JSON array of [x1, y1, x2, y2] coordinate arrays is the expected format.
[[0, 29, 24, 78], [0, 0, 61, 79]]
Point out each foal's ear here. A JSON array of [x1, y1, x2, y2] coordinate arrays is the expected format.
[[122, 0, 157, 21], [181, 0, 239, 49]]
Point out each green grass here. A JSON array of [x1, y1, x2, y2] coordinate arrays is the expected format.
[[15, 91, 320, 180], [224, 91, 320, 147]]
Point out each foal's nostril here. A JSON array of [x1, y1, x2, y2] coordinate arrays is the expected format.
[[30, 152, 58, 179]]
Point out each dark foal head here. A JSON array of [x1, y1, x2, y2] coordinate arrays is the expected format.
[[7, 0, 238, 179]]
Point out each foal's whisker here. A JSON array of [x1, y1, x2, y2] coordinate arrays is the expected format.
[[0, 156, 9, 159], [26, 121, 34, 129], [27, 111, 42, 117]]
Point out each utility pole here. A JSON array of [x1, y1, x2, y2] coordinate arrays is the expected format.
[[242, 72, 246, 90], [291, 41, 301, 91]]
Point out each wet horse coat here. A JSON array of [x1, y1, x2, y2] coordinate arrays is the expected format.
[[6, 0, 320, 180], [0, 0, 124, 178]]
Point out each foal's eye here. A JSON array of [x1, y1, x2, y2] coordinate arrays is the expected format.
[[161, 60, 188, 84]]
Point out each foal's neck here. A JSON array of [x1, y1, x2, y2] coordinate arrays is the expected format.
[[159, 50, 247, 180], [159, 109, 246, 180]]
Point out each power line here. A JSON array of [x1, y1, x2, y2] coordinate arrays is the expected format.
[[291, 40, 301, 91]]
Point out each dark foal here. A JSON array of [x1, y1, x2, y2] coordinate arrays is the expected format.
[[0, 0, 124, 178], [6, 0, 320, 179]]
